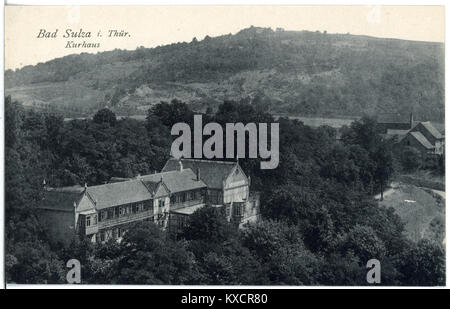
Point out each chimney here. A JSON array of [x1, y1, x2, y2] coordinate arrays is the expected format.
[[410, 112, 414, 129], [196, 167, 201, 181], [178, 160, 183, 171]]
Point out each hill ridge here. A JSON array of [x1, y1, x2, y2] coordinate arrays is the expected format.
[[5, 26, 445, 121]]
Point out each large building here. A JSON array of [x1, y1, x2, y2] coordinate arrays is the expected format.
[[38, 159, 260, 245]]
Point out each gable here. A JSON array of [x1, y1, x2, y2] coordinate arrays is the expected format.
[[154, 181, 170, 198], [412, 122, 442, 143], [403, 132, 434, 150], [224, 164, 249, 189], [77, 194, 96, 213]]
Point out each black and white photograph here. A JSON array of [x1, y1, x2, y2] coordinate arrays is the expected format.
[[1, 3, 447, 290]]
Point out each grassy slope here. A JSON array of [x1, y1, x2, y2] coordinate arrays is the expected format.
[[379, 184, 445, 244]]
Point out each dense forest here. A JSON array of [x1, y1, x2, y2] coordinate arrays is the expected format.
[[5, 26, 445, 121], [5, 96, 445, 285]]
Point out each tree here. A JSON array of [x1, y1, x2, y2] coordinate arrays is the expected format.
[[241, 220, 321, 284], [148, 99, 194, 128], [93, 108, 116, 126], [115, 221, 199, 284], [6, 241, 65, 284], [399, 239, 445, 286], [341, 116, 381, 153], [340, 225, 387, 263], [400, 146, 421, 172], [181, 206, 237, 243]]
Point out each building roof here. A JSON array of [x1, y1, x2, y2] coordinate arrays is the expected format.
[[162, 158, 239, 190], [409, 131, 435, 149], [86, 180, 153, 210], [140, 169, 206, 194], [41, 186, 84, 211], [419, 122, 443, 139], [41, 169, 207, 212]]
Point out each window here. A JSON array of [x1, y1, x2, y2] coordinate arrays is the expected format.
[[119, 207, 124, 216], [144, 201, 151, 211], [100, 231, 105, 242], [93, 214, 97, 225], [86, 216, 91, 227], [137, 203, 143, 212], [233, 204, 243, 217], [195, 190, 202, 200], [101, 211, 107, 221], [108, 209, 114, 219], [159, 199, 165, 207]]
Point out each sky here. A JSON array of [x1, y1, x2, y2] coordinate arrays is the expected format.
[[4, 5, 445, 70]]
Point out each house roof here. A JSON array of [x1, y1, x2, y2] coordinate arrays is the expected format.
[[86, 180, 153, 210], [409, 131, 435, 149], [41, 170, 206, 211], [41, 186, 84, 211], [162, 158, 238, 190], [419, 122, 443, 139], [140, 169, 206, 194]]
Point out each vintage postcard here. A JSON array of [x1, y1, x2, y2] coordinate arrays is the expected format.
[[2, 5, 446, 290]]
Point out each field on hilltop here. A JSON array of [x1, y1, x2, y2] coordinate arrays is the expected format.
[[5, 27, 445, 121]]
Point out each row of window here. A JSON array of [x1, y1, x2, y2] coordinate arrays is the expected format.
[[96, 226, 125, 242], [99, 201, 152, 222], [85, 201, 153, 227], [85, 190, 204, 227], [170, 190, 203, 204]]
